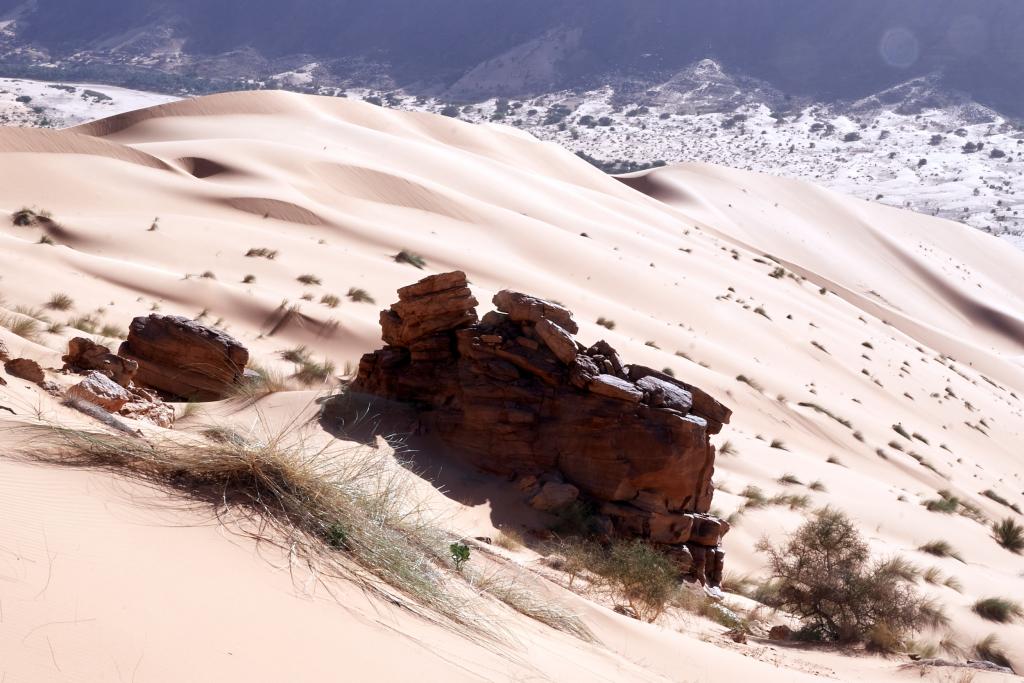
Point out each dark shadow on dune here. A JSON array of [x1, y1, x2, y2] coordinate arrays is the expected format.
[[320, 391, 543, 531], [179, 156, 235, 179]]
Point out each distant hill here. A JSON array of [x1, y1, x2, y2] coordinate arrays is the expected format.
[[1, 0, 1023, 116]]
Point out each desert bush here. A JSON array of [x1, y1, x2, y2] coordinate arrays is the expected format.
[[493, 529, 524, 550], [0, 312, 42, 341], [596, 317, 616, 330], [449, 542, 471, 571], [972, 597, 1023, 623], [918, 539, 964, 561], [992, 518, 1024, 553], [293, 358, 336, 386], [45, 292, 74, 311], [245, 247, 278, 259], [597, 539, 679, 622], [757, 507, 946, 643], [12, 207, 37, 226], [320, 294, 341, 308], [394, 250, 427, 269], [297, 274, 322, 286], [974, 634, 1013, 669], [347, 287, 375, 304]]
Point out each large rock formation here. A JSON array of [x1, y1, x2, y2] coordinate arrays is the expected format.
[[351, 271, 733, 586], [118, 315, 249, 401]]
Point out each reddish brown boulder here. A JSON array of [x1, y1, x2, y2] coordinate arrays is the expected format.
[[63, 337, 138, 387], [4, 358, 45, 384], [349, 272, 733, 586], [118, 315, 249, 401]]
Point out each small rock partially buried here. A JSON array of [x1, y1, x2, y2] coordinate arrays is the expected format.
[[4, 358, 45, 384]]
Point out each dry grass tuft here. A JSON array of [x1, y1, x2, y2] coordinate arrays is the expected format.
[[21, 414, 493, 637]]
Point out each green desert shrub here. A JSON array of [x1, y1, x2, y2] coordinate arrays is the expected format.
[[757, 507, 947, 643]]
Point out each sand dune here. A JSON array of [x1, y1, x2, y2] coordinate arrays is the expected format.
[[1, 90, 1022, 681]]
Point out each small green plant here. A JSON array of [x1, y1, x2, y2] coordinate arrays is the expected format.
[[394, 249, 427, 269], [972, 597, 1022, 623], [598, 539, 679, 622], [326, 523, 349, 549], [992, 517, 1024, 554], [347, 287, 375, 304], [449, 542, 471, 571]]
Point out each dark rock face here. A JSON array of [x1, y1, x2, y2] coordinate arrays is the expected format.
[[63, 337, 138, 387], [352, 271, 733, 586], [118, 315, 249, 401]]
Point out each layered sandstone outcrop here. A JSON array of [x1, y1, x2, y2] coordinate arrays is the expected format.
[[351, 271, 733, 586], [118, 315, 249, 401]]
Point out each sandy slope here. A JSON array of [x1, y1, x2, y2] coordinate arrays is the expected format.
[[1, 90, 1022, 681]]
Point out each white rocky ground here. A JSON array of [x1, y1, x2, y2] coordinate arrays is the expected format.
[[0, 77, 176, 127]]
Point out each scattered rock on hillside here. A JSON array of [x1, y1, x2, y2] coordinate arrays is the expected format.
[[63, 337, 138, 387], [66, 371, 132, 412], [4, 358, 45, 384], [118, 315, 249, 401], [348, 271, 733, 586]]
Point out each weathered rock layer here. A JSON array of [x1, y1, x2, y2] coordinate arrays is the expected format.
[[352, 271, 732, 586]]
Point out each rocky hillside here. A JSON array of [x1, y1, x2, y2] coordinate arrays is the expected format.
[[1, 0, 1023, 116]]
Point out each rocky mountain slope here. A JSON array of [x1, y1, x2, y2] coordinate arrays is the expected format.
[[1, 0, 1023, 116]]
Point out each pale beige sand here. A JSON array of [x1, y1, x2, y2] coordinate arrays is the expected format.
[[0, 90, 1022, 681]]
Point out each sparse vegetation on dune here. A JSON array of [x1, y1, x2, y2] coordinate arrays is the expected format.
[[918, 540, 964, 562], [394, 249, 427, 269], [347, 287, 375, 304], [21, 413, 590, 642], [992, 518, 1024, 554], [972, 597, 1023, 623], [0, 311, 43, 342], [45, 292, 74, 311]]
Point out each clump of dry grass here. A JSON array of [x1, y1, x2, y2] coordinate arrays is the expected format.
[[394, 249, 427, 269], [347, 288, 375, 304], [23, 410, 597, 643], [24, 414, 487, 635], [45, 292, 74, 311], [469, 569, 592, 641], [0, 311, 43, 342], [493, 529, 524, 551]]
